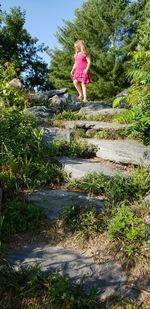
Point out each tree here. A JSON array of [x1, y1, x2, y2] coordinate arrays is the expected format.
[[49, 0, 147, 100], [116, 0, 150, 144], [0, 6, 49, 89]]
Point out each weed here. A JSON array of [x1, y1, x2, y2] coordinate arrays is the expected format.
[[0, 263, 102, 309], [108, 204, 148, 257], [53, 139, 97, 158], [1, 198, 43, 241], [62, 203, 98, 238], [70, 167, 150, 203]]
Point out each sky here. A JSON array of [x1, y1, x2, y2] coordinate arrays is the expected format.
[[1, 0, 84, 65]]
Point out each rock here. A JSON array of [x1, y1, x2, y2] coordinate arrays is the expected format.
[[48, 95, 63, 112], [29, 93, 48, 105], [114, 90, 128, 98], [5, 243, 126, 296], [28, 106, 53, 121], [38, 125, 73, 143], [45, 88, 68, 98], [65, 100, 83, 112], [25, 189, 104, 219], [81, 139, 150, 166], [78, 103, 127, 116], [112, 90, 128, 108], [58, 157, 129, 179], [144, 194, 150, 205], [61, 120, 130, 131], [9, 78, 22, 88], [61, 93, 78, 104]]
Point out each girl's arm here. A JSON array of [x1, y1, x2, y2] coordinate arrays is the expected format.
[[84, 55, 91, 74], [71, 63, 76, 76]]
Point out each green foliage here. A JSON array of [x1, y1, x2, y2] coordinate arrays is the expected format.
[[0, 108, 64, 192], [112, 96, 126, 108], [0, 264, 102, 309], [0, 63, 25, 108], [0, 7, 49, 89], [1, 198, 43, 241], [53, 140, 97, 158], [62, 204, 98, 237], [71, 167, 150, 203], [94, 129, 128, 140], [108, 205, 148, 257], [114, 1, 150, 145], [54, 110, 80, 120], [54, 110, 114, 122]]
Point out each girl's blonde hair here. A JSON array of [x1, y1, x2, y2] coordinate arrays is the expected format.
[[74, 40, 89, 55]]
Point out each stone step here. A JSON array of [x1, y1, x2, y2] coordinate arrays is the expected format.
[[78, 103, 126, 117], [38, 125, 72, 143], [60, 120, 129, 131], [5, 243, 126, 298], [58, 157, 129, 179], [25, 189, 104, 220], [80, 138, 150, 166]]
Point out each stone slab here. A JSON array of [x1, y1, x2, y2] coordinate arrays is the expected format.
[[61, 120, 129, 131], [26, 189, 104, 220], [81, 139, 150, 166], [6, 244, 126, 296], [38, 125, 72, 143], [78, 103, 126, 116], [58, 157, 128, 179]]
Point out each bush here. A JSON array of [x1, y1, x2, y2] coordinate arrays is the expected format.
[[0, 63, 26, 109], [108, 205, 148, 257], [62, 203, 98, 238], [0, 108, 64, 192], [53, 140, 97, 158], [71, 167, 150, 203], [1, 198, 43, 241]]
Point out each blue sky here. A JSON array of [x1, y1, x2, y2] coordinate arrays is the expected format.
[[1, 0, 84, 64]]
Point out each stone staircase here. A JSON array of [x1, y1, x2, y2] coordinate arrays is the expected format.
[[5, 96, 150, 303]]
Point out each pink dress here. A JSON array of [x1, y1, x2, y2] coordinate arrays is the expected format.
[[73, 52, 91, 84]]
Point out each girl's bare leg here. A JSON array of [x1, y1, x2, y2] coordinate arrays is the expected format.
[[73, 80, 83, 99], [81, 83, 87, 101]]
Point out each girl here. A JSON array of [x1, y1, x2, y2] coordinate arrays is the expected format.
[[71, 40, 91, 102]]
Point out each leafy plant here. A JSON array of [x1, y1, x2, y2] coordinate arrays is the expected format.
[[53, 140, 97, 158], [94, 129, 128, 140], [0, 63, 26, 109], [71, 167, 150, 203], [114, 1, 150, 145], [0, 264, 102, 309], [108, 205, 148, 257], [0, 107, 64, 192], [1, 198, 43, 241], [62, 203, 98, 238], [112, 96, 126, 108]]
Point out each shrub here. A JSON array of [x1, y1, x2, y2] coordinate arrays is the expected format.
[[1, 198, 43, 241], [0, 63, 26, 109], [53, 140, 97, 158], [62, 203, 98, 238], [108, 205, 148, 257], [71, 167, 150, 203], [0, 108, 64, 192]]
